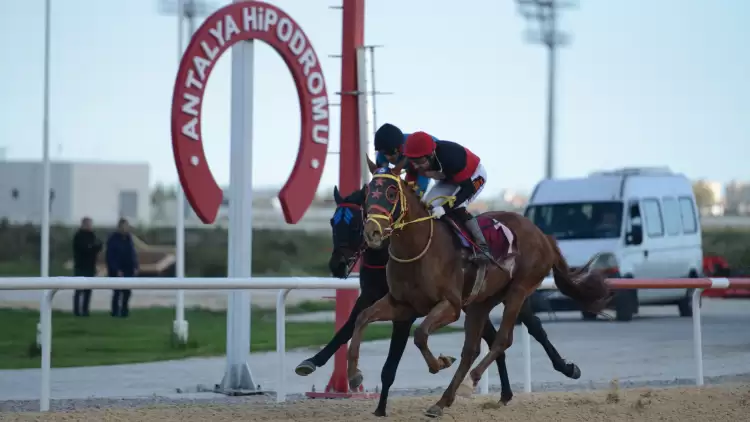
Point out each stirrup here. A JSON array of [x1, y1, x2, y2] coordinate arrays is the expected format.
[[471, 244, 491, 260]]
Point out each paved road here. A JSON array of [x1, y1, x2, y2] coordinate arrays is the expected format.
[[0, 299, 748, 403]]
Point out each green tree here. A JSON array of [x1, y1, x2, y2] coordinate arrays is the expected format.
[[692, 181, 716, 212]]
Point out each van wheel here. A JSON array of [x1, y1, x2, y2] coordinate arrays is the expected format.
[[615, 290, 637, 322]]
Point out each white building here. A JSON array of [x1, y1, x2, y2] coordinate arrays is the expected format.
[[0, 160, 150, 226]]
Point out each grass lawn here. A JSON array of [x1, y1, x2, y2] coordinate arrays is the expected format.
[[0, 301, 461, 369]]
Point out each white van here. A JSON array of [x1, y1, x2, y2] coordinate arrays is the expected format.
[[524, 167, 703, 321]]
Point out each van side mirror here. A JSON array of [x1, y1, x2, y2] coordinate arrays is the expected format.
[[625, 203, 642, 246], [626, 216, 643, 245], [626, 225, 643, 245]]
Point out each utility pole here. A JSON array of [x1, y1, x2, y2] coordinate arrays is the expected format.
[[361, 44, 392, 134], [158, 0, 215, 38], [516, 0, 574, 180]]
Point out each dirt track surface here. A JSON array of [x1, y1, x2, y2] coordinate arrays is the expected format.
[[4, 384, 748, 422]]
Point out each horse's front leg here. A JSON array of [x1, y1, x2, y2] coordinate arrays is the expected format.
[[413, 299, 461, 374], [373, 319, 414, 417], [295, 292, 376, 376], [347, 294, 414, 390], [424, 304, 489, 418]]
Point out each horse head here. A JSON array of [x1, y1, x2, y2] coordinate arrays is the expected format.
[[328, 185, 366, 278], [363, 158, 428, 250]]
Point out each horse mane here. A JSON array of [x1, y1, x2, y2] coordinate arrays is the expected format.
[[345, 186, 366, 206], [334, 185, 367, 207]]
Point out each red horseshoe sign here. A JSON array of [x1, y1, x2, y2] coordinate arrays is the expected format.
[[171, 1, 329, 224]]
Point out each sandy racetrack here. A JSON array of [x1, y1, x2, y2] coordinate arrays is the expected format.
[[4, 384, 749, 422]]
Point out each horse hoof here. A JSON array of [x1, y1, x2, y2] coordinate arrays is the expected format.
[[438, 354, 457, 369], [499, 392, 513, 405], [555, 361, 582, 379], [424, 405, 443, 418], [469, 369, 482, 385], [372, 408, 387, 417], [294, 360, 317, 376], [348, 370, 363, 390], [568, 363, 582, 379]]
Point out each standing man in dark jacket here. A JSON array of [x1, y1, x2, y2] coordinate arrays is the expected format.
[[106, 218, 139, 317], [72, 217, 102, 316]]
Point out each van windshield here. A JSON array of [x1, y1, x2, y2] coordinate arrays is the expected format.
[[524, 201, 624, 240]]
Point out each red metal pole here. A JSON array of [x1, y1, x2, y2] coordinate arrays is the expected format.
[[328, 0, 366, 396]]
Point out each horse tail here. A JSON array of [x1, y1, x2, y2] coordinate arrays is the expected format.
[[546, 235, 612, 314]]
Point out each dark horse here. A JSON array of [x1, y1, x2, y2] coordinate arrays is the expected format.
[[347, 163, 612, 417], [294, 184, 582, 417]]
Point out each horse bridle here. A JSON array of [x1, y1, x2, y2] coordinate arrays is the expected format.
[[332, 202, 367, 279], [365, 173, 455, 264]]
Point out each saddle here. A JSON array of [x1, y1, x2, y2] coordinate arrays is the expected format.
[[443, 215, 519, 305]]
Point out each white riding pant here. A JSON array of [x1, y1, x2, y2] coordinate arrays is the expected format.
[[423, 163, 487, 209]]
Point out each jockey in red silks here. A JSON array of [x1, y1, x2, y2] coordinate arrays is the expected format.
[[402, 131, 491, 263]]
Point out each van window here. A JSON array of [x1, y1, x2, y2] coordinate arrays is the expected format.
[[641, 198, 664, 237], [661, 196, 682, 236], [678, 196, 698, 234], [525, 201, 623, 240]]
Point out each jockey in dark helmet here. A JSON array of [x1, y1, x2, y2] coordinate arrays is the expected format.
[[402, 131, 491, 263], [374, 123, 430, 197]]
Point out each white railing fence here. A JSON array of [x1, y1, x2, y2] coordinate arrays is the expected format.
[[0, 276, 748, 411]]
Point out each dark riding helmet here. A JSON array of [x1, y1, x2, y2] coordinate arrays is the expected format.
[[374, 123, 404, 153]]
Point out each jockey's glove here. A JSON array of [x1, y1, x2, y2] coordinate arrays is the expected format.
[[431, 205, 446, 219]]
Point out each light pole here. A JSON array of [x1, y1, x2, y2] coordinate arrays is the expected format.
[[41, 0, 51, 279], [516, 0, 574, 180], [157, 0, 217, 344], [36, 0, 53, 351]]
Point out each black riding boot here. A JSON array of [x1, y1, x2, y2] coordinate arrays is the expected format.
[[465, 215, 492, 261]]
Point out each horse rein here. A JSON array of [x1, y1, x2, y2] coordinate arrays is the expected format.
[[365, 173, 455, 264]]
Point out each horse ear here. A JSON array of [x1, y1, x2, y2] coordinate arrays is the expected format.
[[333, 186, 343, 204], [366, 155, 378, 175], [391, 157, 407, 176]]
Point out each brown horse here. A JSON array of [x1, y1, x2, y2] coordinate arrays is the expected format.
[[346, 161, 612, 418]]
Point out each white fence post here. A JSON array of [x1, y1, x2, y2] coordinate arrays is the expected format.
[[523, 326, 532, 393], [40, 289, 57, 412], [276, 289, 292, 403], [692, 288, 704, 386]]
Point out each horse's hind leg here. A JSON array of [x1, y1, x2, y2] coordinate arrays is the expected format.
[[347, 294, 414, 390], [373, 319, 414, 417], [480, 318, 514, 404], [468, 285, 528, 388], [518, 298, 581, 379], [296, 292, 375, 376], [424, 303, 489, 418], [414, 299, 461, 374]]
